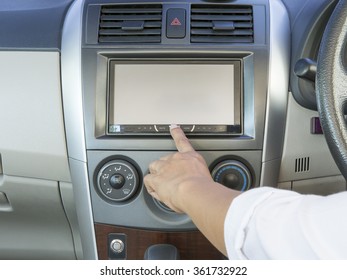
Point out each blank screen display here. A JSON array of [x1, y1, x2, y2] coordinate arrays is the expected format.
[[109, 64, 235, 125]]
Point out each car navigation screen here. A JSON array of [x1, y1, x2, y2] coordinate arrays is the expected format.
[[108, 61, 242, 135]]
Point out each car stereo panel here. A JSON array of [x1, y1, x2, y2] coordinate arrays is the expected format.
[[107, 60, 242, 136]]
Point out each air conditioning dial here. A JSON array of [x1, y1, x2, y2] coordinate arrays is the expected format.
[[96, 159, 139, 202], [211, 160, 252, 192]]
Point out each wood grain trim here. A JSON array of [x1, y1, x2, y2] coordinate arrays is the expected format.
[[95, 223, 226, 260]]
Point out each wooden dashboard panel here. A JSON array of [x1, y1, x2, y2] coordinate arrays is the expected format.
[[95, 223, 225, 260]]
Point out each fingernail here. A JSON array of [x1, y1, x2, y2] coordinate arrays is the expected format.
[[170, 124, 180, 130]]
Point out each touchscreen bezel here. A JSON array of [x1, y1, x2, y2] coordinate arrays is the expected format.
[[107, 59, 242, 136]]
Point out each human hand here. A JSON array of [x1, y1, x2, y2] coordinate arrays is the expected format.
[[144, 125, 214, 213]]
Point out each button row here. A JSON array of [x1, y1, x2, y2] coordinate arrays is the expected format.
[[109, 125, 228, 134]]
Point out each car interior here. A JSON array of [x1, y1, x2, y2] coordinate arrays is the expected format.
[[0, 0, 346, 260]]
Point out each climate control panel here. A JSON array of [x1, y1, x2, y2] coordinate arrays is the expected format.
[[88, 150, 260, 230], [96, 159, 140, 202], [211, 159, 252, 191]]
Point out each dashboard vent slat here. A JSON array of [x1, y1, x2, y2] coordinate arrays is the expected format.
[[98, 4, 162, 44], [191, 5, 254, 44], [191, 15, 253, 21], [295, 157, 310, 173]]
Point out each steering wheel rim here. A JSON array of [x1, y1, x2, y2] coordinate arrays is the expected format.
[[316, 0, 347, 179]]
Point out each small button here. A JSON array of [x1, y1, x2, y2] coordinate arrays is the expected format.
[[311, 117, 323, 134], [146, 125, 155, 132], [124, 125, 136, 133], [155, 125, 170, 133], [109, 125, 121, 133], [194, 125, 207, 132], [181, 125, 195, 132], [110, 239, 125, 254], [166, 8, 186, 39], [214, 125, 228, 133]]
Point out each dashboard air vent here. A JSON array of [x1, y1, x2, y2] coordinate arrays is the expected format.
[[191, 5, 254, 43], [98, 4, 162, 44], [295, 157, 310, 173]]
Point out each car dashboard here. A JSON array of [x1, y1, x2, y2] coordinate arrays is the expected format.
[[0, 0, 345, 260]]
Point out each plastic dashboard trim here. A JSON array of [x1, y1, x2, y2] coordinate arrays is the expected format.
[[61, 0, 290, 259]]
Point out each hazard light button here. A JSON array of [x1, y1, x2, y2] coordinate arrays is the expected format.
[[166, 8, 186, 39]]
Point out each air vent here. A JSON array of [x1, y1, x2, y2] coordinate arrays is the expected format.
[[191, 5, 254, 43], [98, 4, 162, 44], [295, 157, 310, 173]]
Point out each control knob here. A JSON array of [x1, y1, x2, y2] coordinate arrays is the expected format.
[[97, 159, 139, 202], [211, 160, 252, 192]]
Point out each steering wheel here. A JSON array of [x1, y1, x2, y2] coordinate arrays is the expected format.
[[316, 0, 347, 179]]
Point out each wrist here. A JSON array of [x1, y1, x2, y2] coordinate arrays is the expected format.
[[175, 177, 217, 214]]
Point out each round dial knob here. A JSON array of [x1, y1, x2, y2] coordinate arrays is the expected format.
[[211, 160, 252, 192], [109, 174, 125, 189], [97, 159, 139, 202]]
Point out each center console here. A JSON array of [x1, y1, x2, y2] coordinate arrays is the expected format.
[[61, 0, 290, 259]]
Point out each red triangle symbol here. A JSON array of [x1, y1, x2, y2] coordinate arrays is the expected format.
[[171, 18, 182, 26]]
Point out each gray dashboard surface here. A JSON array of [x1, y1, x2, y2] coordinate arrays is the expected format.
[[282, 0, 338, 110], [0, 0, 73, 49]]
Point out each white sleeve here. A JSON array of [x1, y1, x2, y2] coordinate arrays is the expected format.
[[224, 187, 347, 259]]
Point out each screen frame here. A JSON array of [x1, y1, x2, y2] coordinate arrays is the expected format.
[[106, 59, 243, 136]]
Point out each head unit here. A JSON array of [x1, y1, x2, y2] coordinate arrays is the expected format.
[[106, 59, 242, 136]]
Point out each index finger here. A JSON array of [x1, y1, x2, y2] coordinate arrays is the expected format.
[[170, 125, 195, 153]]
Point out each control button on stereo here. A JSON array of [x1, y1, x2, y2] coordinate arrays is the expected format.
[[181, 125, 195, 133], [124, 125, 136, 133], [97, 159, 139, 202], [109, 125, 121, 133], [194, 125, 210, 132], [143, 125, 155, 132], [155, 125, 170, 132], [214, 125, 228, 133], [202, 125, 215, 132], [211, 160, 252, 192]]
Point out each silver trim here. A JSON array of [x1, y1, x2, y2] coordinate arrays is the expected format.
[[261, 0, 290, 186], [61, 0, 98, 259], [61, 0, 86, 162], [0, 154, 3, 174]]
